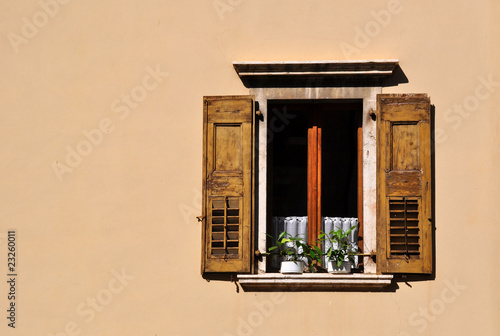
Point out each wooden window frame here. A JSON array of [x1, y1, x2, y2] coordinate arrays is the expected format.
[[307, 124, 321, 249]]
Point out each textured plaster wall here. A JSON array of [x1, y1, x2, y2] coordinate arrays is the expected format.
[[0, 1, 499, 335]]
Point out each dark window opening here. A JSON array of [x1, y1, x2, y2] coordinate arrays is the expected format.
[[267, 99, 363, 249]]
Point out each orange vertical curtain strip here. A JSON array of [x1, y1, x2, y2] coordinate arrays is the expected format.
[[308, 126, 321, 246]]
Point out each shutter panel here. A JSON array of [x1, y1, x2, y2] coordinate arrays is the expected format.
[[376, 94, 432, 274], [202, 96, 254, 273]]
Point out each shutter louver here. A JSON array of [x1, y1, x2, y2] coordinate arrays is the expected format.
[[377, 94, 433, 274], [389, 197, 420, 256], [202, 96, 254, 273], [209, 197, 241, 257]]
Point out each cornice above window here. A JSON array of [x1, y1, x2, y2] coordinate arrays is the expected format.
[[233, 60, 400, 88]]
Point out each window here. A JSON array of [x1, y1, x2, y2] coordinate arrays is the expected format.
[[201, 61, 433, 288], [267, 100, 363, 271]]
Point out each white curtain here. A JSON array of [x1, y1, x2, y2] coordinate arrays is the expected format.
[[271, 216, 308, 268], [272, 216, 358, 269], [322, 217, 359, 267]]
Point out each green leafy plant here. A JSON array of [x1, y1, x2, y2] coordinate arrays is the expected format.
[[266, 231, 322, 272], [319, 225, 358, 268]]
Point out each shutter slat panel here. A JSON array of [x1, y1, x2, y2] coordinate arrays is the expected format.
[[202, 96, 254, 273], [388, 197, 422, 258], [377, 94, 433, 274]]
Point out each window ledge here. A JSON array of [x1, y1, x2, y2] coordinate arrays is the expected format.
[[237, 273, 394, 291]]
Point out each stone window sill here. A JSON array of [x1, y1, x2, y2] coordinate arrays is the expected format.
[[237, 273, 394, 291]]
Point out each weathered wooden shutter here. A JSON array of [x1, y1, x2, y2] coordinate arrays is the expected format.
[[376, 94, 432, 274], [202, 96, 254, 273]]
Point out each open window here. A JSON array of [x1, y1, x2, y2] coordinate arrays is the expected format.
[[267, 100, 364, 271], [201, 61, 433, 289]]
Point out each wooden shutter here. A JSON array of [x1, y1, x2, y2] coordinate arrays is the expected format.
[[376, 94, 432, 274], [202, 96, 254, 273]]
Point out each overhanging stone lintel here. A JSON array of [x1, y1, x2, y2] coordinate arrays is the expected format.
[[233, 60, 399, 88]]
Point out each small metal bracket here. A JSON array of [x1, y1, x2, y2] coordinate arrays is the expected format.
[[254, 250, 263, 261], [358, 251, 376, 257], [256, 110, 264, 121]]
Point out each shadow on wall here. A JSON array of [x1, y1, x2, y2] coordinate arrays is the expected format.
[[382, 65, 409, 87]]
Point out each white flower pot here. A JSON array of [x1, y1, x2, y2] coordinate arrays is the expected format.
[[327, 260, 352, 273], [280, 261, 304, 274]]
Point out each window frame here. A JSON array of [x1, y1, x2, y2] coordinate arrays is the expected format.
[[252, 87, 381, 274]]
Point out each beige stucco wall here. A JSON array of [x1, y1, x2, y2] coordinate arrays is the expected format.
[[1, 0, 499, 335]]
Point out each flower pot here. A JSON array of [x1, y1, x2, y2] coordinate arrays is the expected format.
[[327, 260, 352, 273], [280, 261, 304, 274]]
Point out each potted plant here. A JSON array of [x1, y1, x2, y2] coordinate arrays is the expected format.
[[266, 231, 322, 274], [319, 225, 358, 273]]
